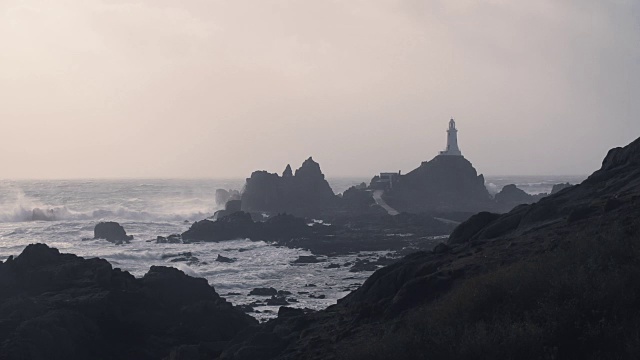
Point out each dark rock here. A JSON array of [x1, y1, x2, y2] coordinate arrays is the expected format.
[[0, 244, 256, 360], [254, 213, 315, 241], [349, 259, 378, 272], [432, 242, 450, 254], [551, 183, 573, 194], [241, 157, 338, 217], [282, 164, 293, 177], [182, 212, 254, 242], [325, 263, 341, 269], [309, 294, 326, 299], [277, 290, 292, 296], [216, 254, 236, 263], [157, 234, 182, 244], [225, 200, 242, 212], [237, 305, 255, 313], [292, 255, 325, 264], [266, 296, 289, 306], [278, 306, 304, 318], [249, 287, 278, 296], [383, 155, 492, 213], [93, 222, 133, 243], [447, 212, 501, 245], [495, 184, 546, 208]]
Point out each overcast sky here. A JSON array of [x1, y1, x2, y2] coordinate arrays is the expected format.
[[1, 0, 638, 179]]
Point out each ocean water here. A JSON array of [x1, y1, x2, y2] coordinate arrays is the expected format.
[[0, 176, 584, 320]]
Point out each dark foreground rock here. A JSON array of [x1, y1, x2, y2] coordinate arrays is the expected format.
[[215, 137, 640, 360], [0, 244, 256, 360], [94, 221, 133, 243]]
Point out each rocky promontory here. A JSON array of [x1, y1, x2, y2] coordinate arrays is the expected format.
[[241, 157, 339, 217], [382, 155, 493, 213]]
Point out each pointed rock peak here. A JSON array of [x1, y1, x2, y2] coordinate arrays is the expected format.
[[282, 164, 293, 177], [295, 156, 324, 178]]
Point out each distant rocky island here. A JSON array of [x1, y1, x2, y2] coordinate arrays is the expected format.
[[233, 119, 568, 220]]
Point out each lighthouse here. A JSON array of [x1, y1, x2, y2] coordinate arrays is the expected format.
[[439, 118, 462, 156]]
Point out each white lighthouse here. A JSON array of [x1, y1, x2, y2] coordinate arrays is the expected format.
[[439, 118, 462, 156]]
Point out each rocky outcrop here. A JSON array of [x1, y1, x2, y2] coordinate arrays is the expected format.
[[383, 155, 493, 213], [0, 244, 256, 360], [494, 184, 547, 212], [181, 212, 319, 243], [94, 222, 133, 243], [241, 157, 338, 217], [182, 212, 254, 242]]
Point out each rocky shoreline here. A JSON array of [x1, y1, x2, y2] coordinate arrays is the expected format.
[[1, 137, 639, 359]]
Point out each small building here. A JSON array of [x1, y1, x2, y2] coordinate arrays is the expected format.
[[370, 171, 401, 190]]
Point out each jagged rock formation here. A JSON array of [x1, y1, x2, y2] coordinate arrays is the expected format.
[[383, 155, 492, 213], [241, 157, 338, 217], [0, 244, 256, 360]]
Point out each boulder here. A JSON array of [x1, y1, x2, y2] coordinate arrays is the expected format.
[[292, 255, 325, 264], [249, 287, 278, 296], [93, 222, 133, 243], [216, 254, 236, 263]]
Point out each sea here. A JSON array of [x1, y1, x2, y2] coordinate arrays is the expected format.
[[0, 175, 585, 320]]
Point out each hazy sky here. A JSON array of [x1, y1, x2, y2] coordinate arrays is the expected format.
[[1, 0, 639, 179]]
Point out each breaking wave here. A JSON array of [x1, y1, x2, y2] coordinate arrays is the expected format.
[[0, 203, 214, 223]]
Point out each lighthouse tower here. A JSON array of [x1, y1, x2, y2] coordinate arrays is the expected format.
[[439, 118, 462, 156]]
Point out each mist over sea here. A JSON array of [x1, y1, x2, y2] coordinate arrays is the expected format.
[[0, 175, 584, 319]]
